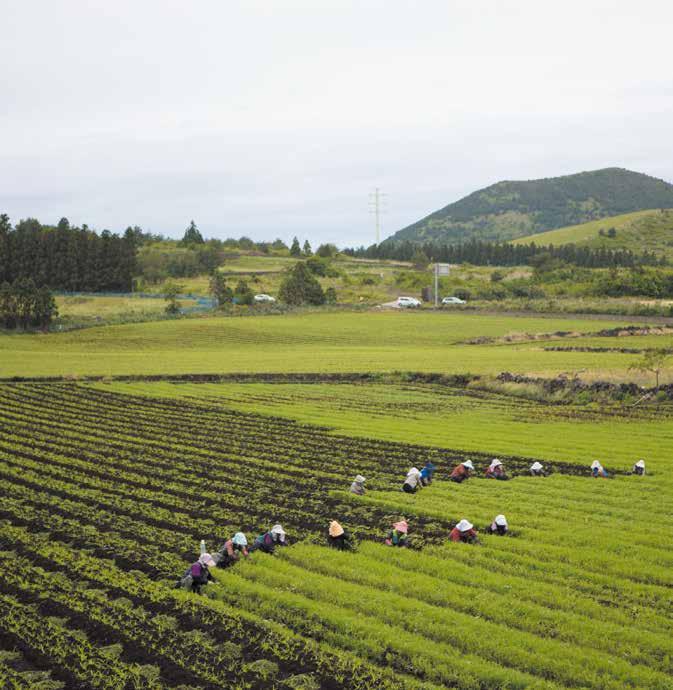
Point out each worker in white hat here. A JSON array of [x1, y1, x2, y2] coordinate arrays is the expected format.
[[250, 524, 288, 554], [487, 514, 509, 535], [450, 460, 474, 484], [485, 458, 508, 481], [530, 461, 546, 476], [449, 519, 479, 544], [591, 460, 608, 478], [632, 459, 646, 476], [402, 467, 423, 494], [350, 475, 366, 495]]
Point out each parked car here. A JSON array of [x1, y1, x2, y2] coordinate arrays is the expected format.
[[396, 296, 422, 308], [441, 296, 466, 305], [254, 294, 276, 303]]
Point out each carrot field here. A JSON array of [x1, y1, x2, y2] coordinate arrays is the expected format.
[[1, 311, 673, 689]]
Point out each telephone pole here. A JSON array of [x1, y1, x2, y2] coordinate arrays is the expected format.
[[368, 187, 386, 244]]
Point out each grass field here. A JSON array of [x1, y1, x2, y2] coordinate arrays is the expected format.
[[2, 309, 673, 688], [512, 208, 673, 255], [0, 311, 648, 379]]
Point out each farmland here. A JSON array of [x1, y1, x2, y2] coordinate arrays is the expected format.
[[1, 310, 673, 688], [0, 310, 659, 380]]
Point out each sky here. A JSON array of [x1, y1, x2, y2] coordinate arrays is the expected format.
[[2, 1, 673, 246]]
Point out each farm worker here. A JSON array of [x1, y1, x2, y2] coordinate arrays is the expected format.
[[591, 460, 608, 478], [450, 460, 474, 483], [350, 475, 366, 495], [385, 520, 409, 547], [216, 532, 249, 568], [485, 459, 508, 480], [251, 524, 287, 554], [327, 521, 353, 550], [487, 514, 508, 535], [190, 553, 216, 594], [449, 519, 479, 544], [632, 459, 646, 476], [530, 461, 546, 476], [420, 461, 436, 486], [402, 467, 422, 494]]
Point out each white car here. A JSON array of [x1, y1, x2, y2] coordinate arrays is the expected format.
[[254, 294, 276, 303], [442, 296, 466, 305], [396, 296, 422, 308]]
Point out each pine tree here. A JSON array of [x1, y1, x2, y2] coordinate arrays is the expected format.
[[181, 220, 204, 245], [290, 237, 302, 257]]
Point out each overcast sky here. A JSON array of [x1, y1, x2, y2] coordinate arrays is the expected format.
[[2, 1, 672, 246]]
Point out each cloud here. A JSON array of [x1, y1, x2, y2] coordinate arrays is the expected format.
[[1, 0, 672, 245]]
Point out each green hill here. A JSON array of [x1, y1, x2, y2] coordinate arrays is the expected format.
[[511, 208, 673, 256], [388, 168, 673, 245]]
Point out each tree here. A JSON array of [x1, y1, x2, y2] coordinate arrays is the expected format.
[[324, 286, 337, 304], [278, 262, 325, 305], [163, 282, 183, 314], [607, 227, 617, 238], [305, 256, 328, 276], [209, 272, 233, 307], [272, 238, 288, 252], [316, 243, 338, 258], [411, 248, 429, 270], [233, 279, 254, 305], [290, 237, 302, 257], [181, 220, 204, 245], [629, 348, 670, 389], [303, 240, 312, 256]]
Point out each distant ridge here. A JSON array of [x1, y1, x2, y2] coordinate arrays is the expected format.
[[387, 168, 673, 245]]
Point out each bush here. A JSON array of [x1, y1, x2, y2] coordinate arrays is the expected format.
[[325, 287, 337, 304], [233, 280, 254, 306], [453, 288, 472, 301], [279, 262, 326, 305]]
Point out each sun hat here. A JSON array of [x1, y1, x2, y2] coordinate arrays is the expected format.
[[199, 553, 217, 567], [591, 460, 602, 470], [635, 460, 645, 468], [271, 525, 285, 541], [354, 475, 366, 483], [494, 514, 508, 527], [232, 532, 248, 547], [530, 461, 543, 471], [393, 520, 408, 534], [329, 521, 344, 537], [489, 459, 502, 468], [407, 467, 421, 477], [462, 460, 474, 471], [456, 519, 473, 532]]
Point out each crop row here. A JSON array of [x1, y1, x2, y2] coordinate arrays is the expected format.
[[0, 521, 432, 690]]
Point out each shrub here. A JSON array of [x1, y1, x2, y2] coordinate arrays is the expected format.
[[279, 262, 326, 305]]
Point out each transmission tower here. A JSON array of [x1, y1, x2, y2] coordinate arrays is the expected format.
[[368, 187, 387, 244]]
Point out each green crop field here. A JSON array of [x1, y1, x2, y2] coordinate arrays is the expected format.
[[0, 311, 650, 380], [2, 309, 673, 689]]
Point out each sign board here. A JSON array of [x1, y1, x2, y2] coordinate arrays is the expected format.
[[437, 263, 450, 276]]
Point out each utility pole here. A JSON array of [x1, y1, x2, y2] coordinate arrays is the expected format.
[[368, 187, 386, 244]]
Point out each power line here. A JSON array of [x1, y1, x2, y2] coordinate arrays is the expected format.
[[368, 187, 387, 244]]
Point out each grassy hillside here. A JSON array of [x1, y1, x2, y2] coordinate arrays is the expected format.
[[512, 208, 673, 255], [389, 167, 673, 245]]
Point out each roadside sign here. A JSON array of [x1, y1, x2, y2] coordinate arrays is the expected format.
[[437, 263, 450, 276]]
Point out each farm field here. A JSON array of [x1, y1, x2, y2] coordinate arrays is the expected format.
[[0, 310, 652, 380], [2, 310, 673, 689]]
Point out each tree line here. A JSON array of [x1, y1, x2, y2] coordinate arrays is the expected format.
[[344, 238, 665, 268], [0, 215, 136, 291]]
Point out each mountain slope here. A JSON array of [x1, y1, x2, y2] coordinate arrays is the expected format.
[[389, 168, 673, 245], [511, 208, 673, 256]]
